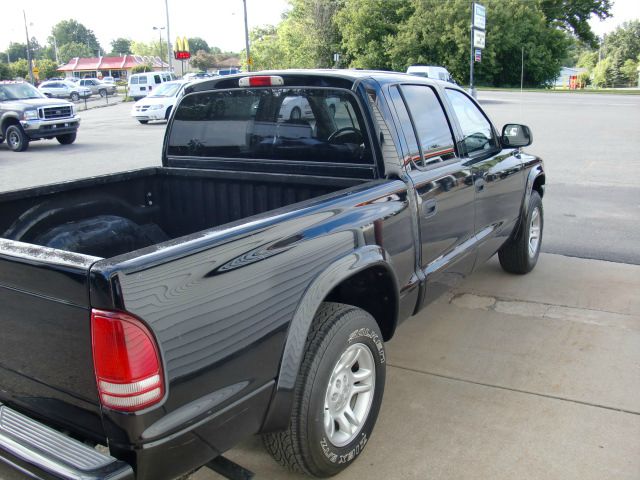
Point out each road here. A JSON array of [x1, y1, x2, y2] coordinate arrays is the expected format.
[[479, 91, 640, 265]]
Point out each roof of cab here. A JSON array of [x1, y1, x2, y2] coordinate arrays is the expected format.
[[185, 68, 446, 94]]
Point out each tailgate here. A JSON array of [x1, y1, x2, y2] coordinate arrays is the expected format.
[[0, 239, 106, 442]]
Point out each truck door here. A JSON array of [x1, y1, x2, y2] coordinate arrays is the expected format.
[[443, 89, 524, 264], [388, 84, 476, 307]]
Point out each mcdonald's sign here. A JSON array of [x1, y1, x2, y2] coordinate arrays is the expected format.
[[174, 37, 191, 60]]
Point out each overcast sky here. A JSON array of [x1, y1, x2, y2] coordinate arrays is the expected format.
[[1, 0, 638, 55]]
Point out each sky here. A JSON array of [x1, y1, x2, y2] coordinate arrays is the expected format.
[[1, 0, 639, 55], [0, 0, 290, 54]]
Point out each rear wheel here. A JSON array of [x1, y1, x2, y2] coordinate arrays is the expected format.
[[263, 302, 386, 477], [70, 92, 80, 101], [499, 190, 543, 274], [56, 133, 76, 145], [99, 89, 107, 97], [5, 124, 29, 152]]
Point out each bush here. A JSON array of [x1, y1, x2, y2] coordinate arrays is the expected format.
[[131, 64, 153, 74]]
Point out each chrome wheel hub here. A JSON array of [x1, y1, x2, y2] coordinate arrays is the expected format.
[[323, 343, 375, 447], [528, 207, 541, 257]]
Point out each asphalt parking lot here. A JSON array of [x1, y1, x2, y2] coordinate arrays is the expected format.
[[0, 91, 638, 480]]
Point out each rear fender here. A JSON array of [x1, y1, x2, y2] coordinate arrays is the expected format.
[[260, 245, 398, 432]]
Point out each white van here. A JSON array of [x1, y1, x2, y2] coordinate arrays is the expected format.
[[406, 65, 455, 83], [128, 71, 177, 100]]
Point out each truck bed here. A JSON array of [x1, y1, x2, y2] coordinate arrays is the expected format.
[[0, 167, 362, 258]]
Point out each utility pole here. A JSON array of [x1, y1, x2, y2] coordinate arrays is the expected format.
[[154, 26, 165, 67], [243, 0, 251, 72], [23, 10, 34, 83], [164, 0, 172, 71]]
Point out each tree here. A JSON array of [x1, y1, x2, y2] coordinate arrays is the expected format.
[[603, 20, 640, 62], [36, 59, 60, 80], [0, 63, 12, 80], [50, 19, 101, 54], [190, 50, 218, 71], [5, 42, 28, 62], [131, 64, 153, 73], [336, 0, 408, 70], [10, 59, 29, 79], [58, 42, 93, 64], [592, 57, 611, 87], [620, 58, 638, 86], [576, 50, 598, 70], [537, 0, 612, 47], [248, 25, 287, 70], [188, 37, 210, 54], [131, 40, 164, 58], [110, 38, 132, 56]]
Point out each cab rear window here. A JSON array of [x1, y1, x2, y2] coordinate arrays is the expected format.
[[167, 88, 372, 165]]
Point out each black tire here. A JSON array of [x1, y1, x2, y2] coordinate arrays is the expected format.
[[99, 89, 107, 97], [290, 106, 302, 121], [138, 120, 149, 124], [499, 190, 543, 274], [56, 133, 76, 145], [70, 92, 80, 101], [5, 124, 29, 152], [263, 302, 386, 477]]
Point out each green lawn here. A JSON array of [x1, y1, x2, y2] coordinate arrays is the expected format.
[[476, 86, 640, 95]]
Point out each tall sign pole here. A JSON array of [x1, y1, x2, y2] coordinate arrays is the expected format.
[[164, 0, 172, 71], [23, 10, 35, 84], [470, 2, 486, 98], [243, 0, 251, 71]]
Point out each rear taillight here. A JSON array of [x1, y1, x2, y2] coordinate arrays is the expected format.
[[238, 75, 284, 87], [91, 309, 164, 412]]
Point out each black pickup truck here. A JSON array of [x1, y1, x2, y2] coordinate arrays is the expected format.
[[0, 70, 544, 480]]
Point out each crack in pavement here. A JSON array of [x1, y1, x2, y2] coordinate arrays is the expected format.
[[386, 363, 640, 416]]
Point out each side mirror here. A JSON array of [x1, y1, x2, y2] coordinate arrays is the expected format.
[[501, 124, 532, 148]]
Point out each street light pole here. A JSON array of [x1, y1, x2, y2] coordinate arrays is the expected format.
[[243, 0, 250, 72], [164, 0, 172, 71], [153, 26, 165, 67], [23, 10, 34, 83]]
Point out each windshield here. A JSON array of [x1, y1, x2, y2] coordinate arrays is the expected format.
[[0, 83, 44, 101], [150, 82, 182, 97]]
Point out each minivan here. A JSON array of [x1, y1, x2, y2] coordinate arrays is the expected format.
[[128, 71, 177, 100], [406, 65, 456, 83]]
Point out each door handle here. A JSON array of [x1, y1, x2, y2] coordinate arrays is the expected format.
[[423, 199, 438, 218]]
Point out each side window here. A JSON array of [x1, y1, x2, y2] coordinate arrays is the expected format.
[[154, 75, 161, 84], [138, 76, 147, 84], [399, 85, 456, 167], [389, 86, 421, 168], [445, 89, 497, 156], [131, 76, 139, 85]]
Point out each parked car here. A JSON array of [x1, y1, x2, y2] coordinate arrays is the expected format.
[[407, 65, 456, 83], [38, 80, 92, 101], [131, 80, 189, 124], [0, 80, 80, 152], [128, 71, 177, 100], [0, 71, 544, 480], [183, 72, 214, 81], [279, 95, 340, 121], [79, 78, 117, 97], [102, 76, 117, 84]]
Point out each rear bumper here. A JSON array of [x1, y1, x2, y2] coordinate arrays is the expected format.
[[0, 403, 133, 480]]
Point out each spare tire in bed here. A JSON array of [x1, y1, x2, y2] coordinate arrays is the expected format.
[[33, 215, 169, 258]]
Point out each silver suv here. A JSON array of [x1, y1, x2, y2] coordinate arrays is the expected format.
[[78, 78, 117, 97], [0, 81, 80, 152], [38, 80, 92, 101]]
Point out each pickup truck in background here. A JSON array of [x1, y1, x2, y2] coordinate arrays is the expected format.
[[0, 70, 544, 479]]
